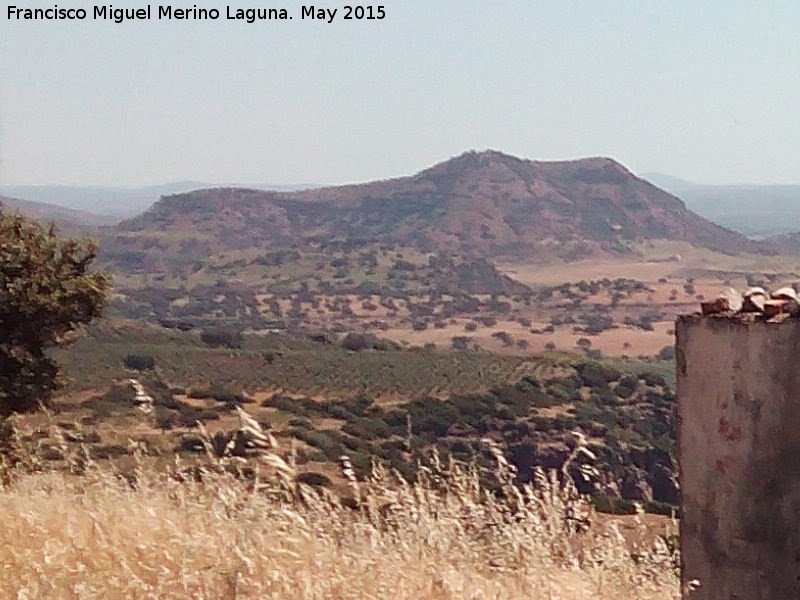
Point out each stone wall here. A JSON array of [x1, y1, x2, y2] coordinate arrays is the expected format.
[[676, 314, 800, 599]]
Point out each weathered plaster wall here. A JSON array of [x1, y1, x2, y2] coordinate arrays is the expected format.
[[677, 314, 800, 599]]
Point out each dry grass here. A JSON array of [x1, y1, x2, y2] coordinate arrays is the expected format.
[[0, 412, 680, 600]]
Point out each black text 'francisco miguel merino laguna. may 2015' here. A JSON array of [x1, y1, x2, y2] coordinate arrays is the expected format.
[[5, 5, 386, 24]]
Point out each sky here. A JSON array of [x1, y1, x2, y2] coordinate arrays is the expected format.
[[1, 1, 799, 187]]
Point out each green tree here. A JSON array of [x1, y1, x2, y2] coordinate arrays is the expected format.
[[0, 211, 109, 414]]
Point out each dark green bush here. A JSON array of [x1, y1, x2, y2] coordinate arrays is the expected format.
[[123, 354, 155, 371], [341, 333, 377, 351], [576, 362, 620, 387], [642, 371, 667, 388], [341, 417, 393, 440], [383, 409, 409, 431], [656, 345, 676, 360], [614, 384, 635, 399], [296, 471, 332, 487], [177, 406, 219, 428], [200, 327, 243, 349], [206, 385, 245, 405], [154, 408, 179, 430], [293, 429, 345, 461], [81, 385, 137, 417], [176, 436, 205, 453]]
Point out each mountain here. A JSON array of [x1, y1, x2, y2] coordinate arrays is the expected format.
[[103, 150, 758, 275], [0, 194, 117, 234], [762, 231, 800, 251], [640, 173, 697, 189], [643, 173, 800, 238], [0, 182, 320, 220]]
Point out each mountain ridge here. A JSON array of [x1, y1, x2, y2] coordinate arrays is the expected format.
[[0, 182, 321, 219], [0, 194, 117, 233], [643, 173, 800, 237], [106, 150, 760, 273]]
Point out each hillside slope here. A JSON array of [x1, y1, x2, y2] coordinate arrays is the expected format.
[[0, 194, 117, 234]]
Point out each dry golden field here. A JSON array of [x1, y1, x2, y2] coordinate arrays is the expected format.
[[0, 416, 681, 600]]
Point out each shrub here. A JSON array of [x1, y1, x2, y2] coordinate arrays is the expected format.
[[491, 331, 514, 347], [207, 385, 245, 405], [584, 314, 614, 335], [451, 336, 472, 350], [342, 417, 393, 440], [154, 407, 179, 431], [576, 362, 620, 388], [177, 406, 219, 428], [123, 354, 155, 371], [296, 472, 332, 487], [383, 409, 409, 430], [342, 333, 377, 351], [656, 346, 676, 361], [137, 374, 184, 410], [546, 382, 579, 402], [176, 435, 205, 453], [593, 388, 619, 406], [614, 384, 635, 399], [293, 430, 346, 461], [642, 371, 668, 388], [81, 384, 137, 417], [636, 313, 661, 331], [200, 327, 243, 349]]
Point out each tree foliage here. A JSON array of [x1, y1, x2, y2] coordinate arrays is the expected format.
[[0, 211, 109, 414], [200, 327, 243, 349]]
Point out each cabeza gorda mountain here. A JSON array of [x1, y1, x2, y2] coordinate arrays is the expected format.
[[102, 150, 759, 278]]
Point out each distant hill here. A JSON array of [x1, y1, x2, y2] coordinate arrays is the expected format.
[[0, 182, 319, 220], [762, 231, 800, 251], [643, 173, 800, 238], [103, 150, 759, 276], [0, 194, 117, 234]]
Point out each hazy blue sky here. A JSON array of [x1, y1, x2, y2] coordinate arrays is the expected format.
[[1, 1, 799, 186]]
